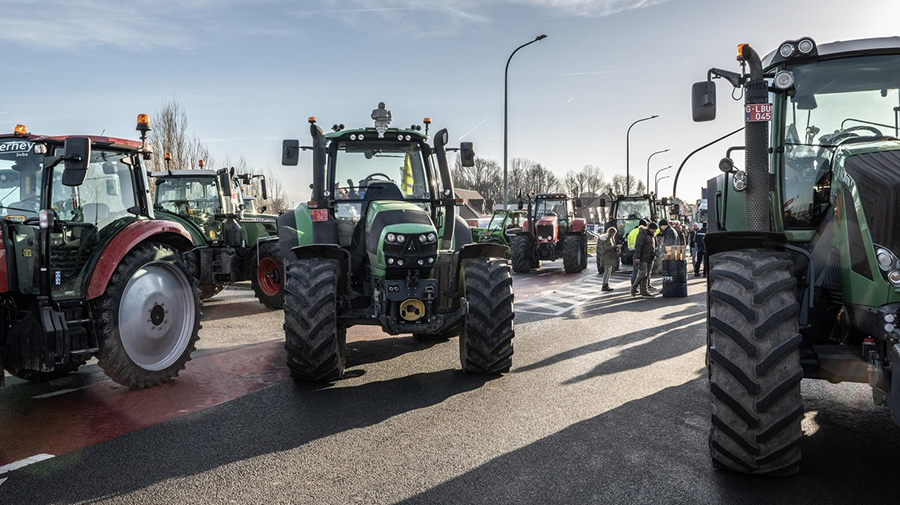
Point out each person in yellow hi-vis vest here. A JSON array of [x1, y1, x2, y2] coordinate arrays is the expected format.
[[401, 153, 414, 195], [627, 219, 648, 288]]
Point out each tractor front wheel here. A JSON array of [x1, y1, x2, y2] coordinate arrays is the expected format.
[[93, 243, 201, 388], [284, 259, 346, 381], [459, 258, 514, 374], [251, 241, 285, 309], [563, 235, 585, 273], [510, 235, 532, 273], [707, 249, 803, 475]]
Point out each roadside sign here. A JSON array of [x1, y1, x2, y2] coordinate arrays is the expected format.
[[745, 103, 772, 122]]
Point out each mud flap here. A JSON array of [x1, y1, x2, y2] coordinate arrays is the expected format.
[[891, 344, 900, 427]]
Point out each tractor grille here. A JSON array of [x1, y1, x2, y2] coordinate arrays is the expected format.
[[845, 150, 900, 256], [536, 224, 553, 241]]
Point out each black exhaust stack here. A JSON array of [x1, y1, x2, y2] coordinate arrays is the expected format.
[[741, 44, 771, 232]]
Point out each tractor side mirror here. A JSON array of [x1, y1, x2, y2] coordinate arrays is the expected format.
[[692, 80, 717, 122], [260, 177, 268, 201], [61, 137, 91, 186], [574, 198, 583, 209], [460, 142, 476, 167], [282, 139, 300, 166], [599, 198, 606, 207], [218, 170, 234, 205], [672, 204, 681, 216]]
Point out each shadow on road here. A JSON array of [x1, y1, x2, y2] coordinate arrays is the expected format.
[[395, 378, 900, 505], [201, 299, 277, 322], [3, 369, 495, 505]]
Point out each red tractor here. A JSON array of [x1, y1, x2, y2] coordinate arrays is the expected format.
[[510, 193, 588, 273], [0, 117, 201, 388]]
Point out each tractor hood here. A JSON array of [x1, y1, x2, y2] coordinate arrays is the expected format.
[[842, 142, 900, 260], [365, 201, 439, 279], [536, 215, 558, 227]]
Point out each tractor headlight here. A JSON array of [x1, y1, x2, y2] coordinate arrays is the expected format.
[[386, 233, 396, 243], [888, 270, 900, 287], [396, 234, 406, 243], [797, 38, 815, 54], [779, 42, 795, 58], [387, 257, 394, 264], [419, 234, 428, 243], [427, 232, 436, 242], [732, 170, 747, 192], [350, 134, 357, 140], [397, 134, 404, 141], [397, 259, 405, 266], [876, 247, 894, 271], [774, 71, 794, 90]]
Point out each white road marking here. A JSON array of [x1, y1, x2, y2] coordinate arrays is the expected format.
[[517, 275, 631, 316], [0, 454, 55, 475], [32, 386, 91, 399], [0, 477, 7, 487]]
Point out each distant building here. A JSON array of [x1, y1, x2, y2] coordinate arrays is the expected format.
[[454, 188, 489, 224]]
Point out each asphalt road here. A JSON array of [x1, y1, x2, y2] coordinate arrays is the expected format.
[[2, 258, 900, 504]]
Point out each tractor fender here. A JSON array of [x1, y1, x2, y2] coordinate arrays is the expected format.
[[86, 220, 194, 300], [704, 231, 786, 257], [569, 217, 587, 233], [290, 244, 350, 293], [456, 243, 509, 269]]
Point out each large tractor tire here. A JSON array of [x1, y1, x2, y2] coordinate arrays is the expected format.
[[93, 242, 202, 388], [251, 241, 285, 309], [186, 252, 226, 300], [579, 233, 589, 271], [283, 259, 346, 381], [563, 235, 585, 273], [510, 235, 532, 273], [8, 362, 84, 382], [707, 249, 803, 475], [459, 258, 514, 374]]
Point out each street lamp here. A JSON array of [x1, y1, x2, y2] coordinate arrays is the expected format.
[[626, 115, 658, 195], [654, 165, 672, 195], [655, 175, 671, 196], [646, 149, 669, 196], [504, 34, 547, 209]]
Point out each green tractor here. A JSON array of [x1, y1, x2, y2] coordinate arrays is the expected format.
[[603, 194, 659, 264], [471, 208, 528, 246], [151, 168, 284, 308], [0, 117, 201, 388], [693, 37, 900, 474], [278, 105, 515, 381]]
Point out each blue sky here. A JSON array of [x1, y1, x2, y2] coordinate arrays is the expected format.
[[3, 0, 899, 205]]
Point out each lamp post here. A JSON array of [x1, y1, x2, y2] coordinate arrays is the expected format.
[[626, 115, 658, 195], [654, 165, 672, 196], [646, 149, 668, 196], [504, 34, 547, 209], [655, 175, 671, 196]]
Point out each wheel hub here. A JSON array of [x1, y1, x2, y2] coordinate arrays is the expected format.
[[149, 304, 166, 326]]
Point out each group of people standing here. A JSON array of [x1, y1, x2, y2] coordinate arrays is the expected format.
[[596, 219, 709, 297]]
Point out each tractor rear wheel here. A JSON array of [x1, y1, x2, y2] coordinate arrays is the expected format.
[[94, 242, 201, 388], [283, 259, 346, 381], [251, 241, 285, 309], [510, 235, 532, 273], [707, 249, 803, 475], [563, 235, 585, 273], [459, 258, 514, 374]]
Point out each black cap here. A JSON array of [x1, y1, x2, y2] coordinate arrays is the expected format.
[[639, 219, 648, 226], [648, 222, 659, 230], [659, 219, 669, 227]]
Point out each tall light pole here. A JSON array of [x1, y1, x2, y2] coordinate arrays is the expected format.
[[654, 165, 672, 196], [655, 175, 671, 196], [504, 34, 547, 209], [646, 149, 668, 196], [626, 115, 658, 195]]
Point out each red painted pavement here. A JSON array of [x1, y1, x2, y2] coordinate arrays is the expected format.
[[0, 340, 289, 466]]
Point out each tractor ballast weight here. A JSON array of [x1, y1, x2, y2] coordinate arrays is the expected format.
[[279, 106, 514, 381], [510, 193, 588, 274], [0, 117, 202, 388], [693, 37, 900, 474]]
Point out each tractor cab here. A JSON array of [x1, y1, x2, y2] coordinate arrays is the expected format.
[[152, 169, 233, 245], [607, 194, 658, 263]]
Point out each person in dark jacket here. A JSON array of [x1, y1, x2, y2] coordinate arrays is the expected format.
[[694, 221, 708, 277], [598, 226, 619, 291], [631, 222, 658, 297]]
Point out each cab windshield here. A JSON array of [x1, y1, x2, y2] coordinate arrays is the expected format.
[[614, 199, 651, 220], [535, 199, 566, 218], [332, 141, 430, 201], [487, 211, 508, 231], [782, 53, 900, 227], [155, 177, 222, 216], [0, 139, 43, 219]]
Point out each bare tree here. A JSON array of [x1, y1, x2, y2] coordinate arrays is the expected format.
[[223, 154, 290, 214], [453, 156, 502, 203], [149, 99, 211, 172]]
